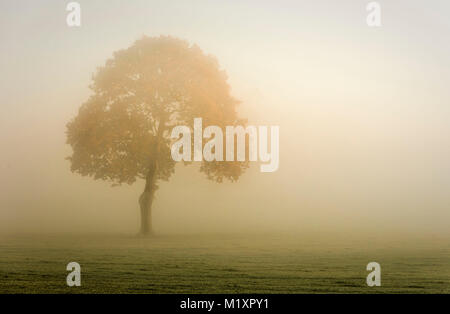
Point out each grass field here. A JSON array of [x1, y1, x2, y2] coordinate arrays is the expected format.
[[0, 233, 448, 293]]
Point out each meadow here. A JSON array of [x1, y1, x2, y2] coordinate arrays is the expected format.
[[0, 233, 448, 293]]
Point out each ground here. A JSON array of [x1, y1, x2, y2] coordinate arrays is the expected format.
[[0, 233, 448, 293]]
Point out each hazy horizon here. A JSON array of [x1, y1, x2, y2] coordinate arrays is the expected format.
[[1, 0, 449, 236]]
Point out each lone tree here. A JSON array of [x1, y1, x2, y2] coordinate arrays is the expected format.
[[66, 36, 248, 235]]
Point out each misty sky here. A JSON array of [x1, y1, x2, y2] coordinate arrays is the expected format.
[[0, 0, 449, 235]]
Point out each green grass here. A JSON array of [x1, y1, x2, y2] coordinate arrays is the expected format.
[[0, 233, 448, 293]]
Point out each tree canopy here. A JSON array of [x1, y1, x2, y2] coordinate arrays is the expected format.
[[66, 36, 248, 188]]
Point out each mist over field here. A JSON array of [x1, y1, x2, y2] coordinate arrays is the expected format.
[[0, 0, 449, 240]]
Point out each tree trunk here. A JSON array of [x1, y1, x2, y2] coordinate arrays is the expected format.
[[139, 117, 165, 235], [139, 157, 158, 235], [139, 189, 154, 235]]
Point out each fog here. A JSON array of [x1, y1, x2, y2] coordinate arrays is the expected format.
[[0, 0, 449, 236]]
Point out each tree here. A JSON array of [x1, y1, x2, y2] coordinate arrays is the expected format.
[[66, 36, 248, 235]]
